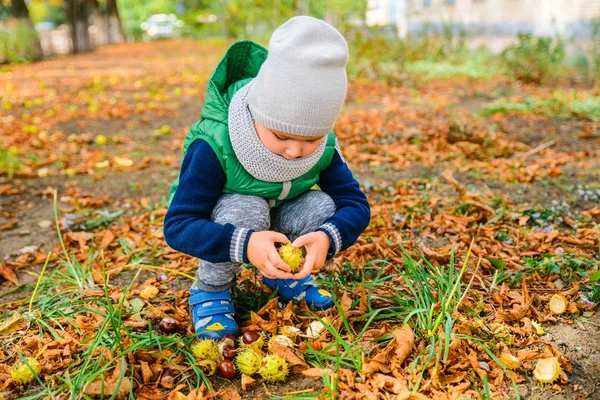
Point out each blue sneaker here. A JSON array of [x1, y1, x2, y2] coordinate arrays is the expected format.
[[263, 276, 334, 311], [189, 288, 238, 340]]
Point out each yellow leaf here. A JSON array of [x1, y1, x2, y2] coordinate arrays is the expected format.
[[0, 312, 27, 334], [113, 157, 133, 168]]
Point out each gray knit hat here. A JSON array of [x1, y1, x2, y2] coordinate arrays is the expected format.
[[248, 16, 349, 137]]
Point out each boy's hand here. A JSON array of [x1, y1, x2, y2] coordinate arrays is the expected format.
[[291, 231, 330, 279], [247, 231, 295, 280]]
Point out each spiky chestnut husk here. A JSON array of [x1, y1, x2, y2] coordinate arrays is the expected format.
[[238, 331, 265, 350], [549, 294, 568, 315], [268, 335, 295, 353], [278, 244, 304, 273], [258, 354, 289, 382], [533, 357, 561, 383], [235, 348, 263, 375], [11, 358, 41, 384], [191, 339, 222, 362], [218, 337, 236, 358], [499, 352, 521, 369], [139, 285, 159, 300]]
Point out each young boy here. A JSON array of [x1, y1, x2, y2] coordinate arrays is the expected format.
[[164, 16, 370, 340]]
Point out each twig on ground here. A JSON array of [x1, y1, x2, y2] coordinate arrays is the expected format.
[[455, 256, 482, 313], [514, 139, 556, 159]]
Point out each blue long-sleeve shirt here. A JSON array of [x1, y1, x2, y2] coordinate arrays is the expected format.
[[164, 139, 370, 263]]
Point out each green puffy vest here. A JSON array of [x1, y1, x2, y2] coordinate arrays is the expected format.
[[169, 40, 337, 207]]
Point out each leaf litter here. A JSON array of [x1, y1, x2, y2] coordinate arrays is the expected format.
[[0, 41, 598, 399]]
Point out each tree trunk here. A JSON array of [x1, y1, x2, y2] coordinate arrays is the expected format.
[[65, 0, 94, 54], [89, 0, 108, 46], [295, 0, 309, 15], [106, 0, 125, 43], [10, 0, 44, 61]]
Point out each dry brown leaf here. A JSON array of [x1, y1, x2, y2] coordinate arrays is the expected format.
[[83, 376, 131, 399], [395, 392, 431, 400], [218, 388, 242, 400], [391, 324, 415, 368], [517, 349, 542, 362], [140, 361, 154, 383], [186, 388, 201, 400], [100, 230, 116, 248], [302, 367, 334, 378], [240, 374, 256, 391], [370, 373, 409, 394], [123, 319, 150, 330], [362, 325, 414, 376], [270, 342, 307, 366], [339, 368, 356, 388], [0, 220, 17, 231], [167, 391, 187, 400], [0, 263, 18, 285], [137, 386, 167, 399], [362, 359, 389, 375], [340, 292, 353, 315], [498, 304, 529, 322], [64, 231, 93, 250], [440, 372, 468, 385]]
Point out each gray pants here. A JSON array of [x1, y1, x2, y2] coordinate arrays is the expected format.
[[195, 191, 336, 292]]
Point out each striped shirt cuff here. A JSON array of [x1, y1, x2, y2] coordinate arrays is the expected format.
[[229, 227, 252, 263], [317, 223, 342, 259]]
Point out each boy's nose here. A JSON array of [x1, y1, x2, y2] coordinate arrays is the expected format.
[[284, 145, 302, 159]]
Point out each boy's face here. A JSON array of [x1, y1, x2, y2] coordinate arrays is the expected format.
[[254, 121, 323, 160]]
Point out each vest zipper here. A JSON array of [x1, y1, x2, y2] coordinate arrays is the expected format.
[[277, 181, 292, 201]]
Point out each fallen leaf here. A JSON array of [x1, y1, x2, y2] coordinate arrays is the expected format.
[[391, 324, 415, 368], [136, 386, 167, 399], [140, 361, 153, 383], [0, 220, 18, 231], [83, 376, 131, 398], [301, 367, 334, 378], [167, 392, 187, 400], [269, 341, 307, 366], [64, 231, 93, 250], [0, 312, 27, 333], [395, 391, 430, 400], [241, 374, 256, 391], [218, 388, 242, 399], [0, 263, 18, 285], [114, 156, 134, 167]]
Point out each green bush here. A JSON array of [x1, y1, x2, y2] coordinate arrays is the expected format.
[[404, 56, 500, 80], [501, 33, 564, 84], [347, 25, 469, 84], [481, 91, 600, 121], [0, 21, 39, 64]]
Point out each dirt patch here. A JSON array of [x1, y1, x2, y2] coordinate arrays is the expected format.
[[0, 177, 59, 262], [211, 374, 323, 398], [498, 115, 600, 155], [519, 312, 600, 400]]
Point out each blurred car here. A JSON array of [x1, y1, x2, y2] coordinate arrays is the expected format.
[[141, 14, 184, 40], [34, 21, 56, 32]]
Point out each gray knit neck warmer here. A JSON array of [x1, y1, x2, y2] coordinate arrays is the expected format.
[[228, 81, 326, 183]]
